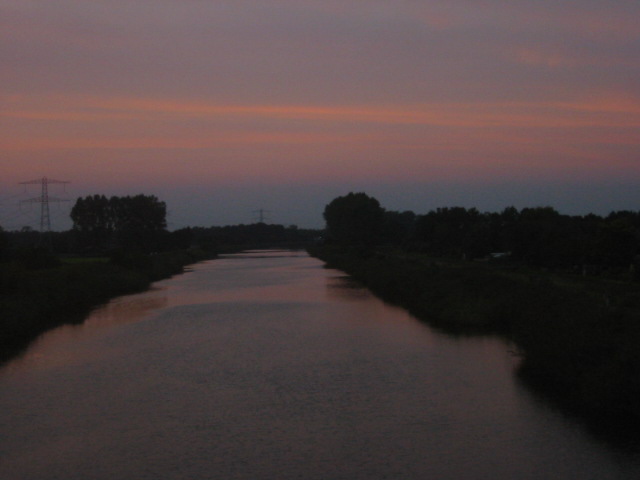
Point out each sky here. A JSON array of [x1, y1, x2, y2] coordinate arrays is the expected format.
[[1, 0, 639, 230]]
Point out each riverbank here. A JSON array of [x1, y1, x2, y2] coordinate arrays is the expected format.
[[0, 249, 213, 362], [308, 245, 640, 428]]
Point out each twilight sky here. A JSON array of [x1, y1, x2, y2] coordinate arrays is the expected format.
[[1, 0, 639, 230]]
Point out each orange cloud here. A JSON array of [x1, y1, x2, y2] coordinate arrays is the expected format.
[[2, 94, 638, 171], [4, 93, 640, 129]]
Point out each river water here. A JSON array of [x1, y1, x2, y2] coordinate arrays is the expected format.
[[1, 250, 639, 479]]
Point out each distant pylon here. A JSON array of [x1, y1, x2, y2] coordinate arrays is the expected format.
[[19, 177, 70, 232], [253, 208, 271, 223]]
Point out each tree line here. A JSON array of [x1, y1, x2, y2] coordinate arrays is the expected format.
[[3, 190, 638, 277], [174, 223, 320, 252], [323, 192, 640, 278], [0, 193, 321, 261], [70, 194, 168, 253]]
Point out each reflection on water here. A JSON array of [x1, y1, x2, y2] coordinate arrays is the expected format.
[[87, 287, 169, 328], [221, 250, 309, 260], [4, 287, 170, 373], [0, 250, 639, 480], [326, 275, 373, 301]]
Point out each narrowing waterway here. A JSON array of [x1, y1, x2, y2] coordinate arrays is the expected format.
[[0, 250, 639, 479]]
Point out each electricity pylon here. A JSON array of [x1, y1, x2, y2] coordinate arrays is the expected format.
[[253, 209, 271, 223], [19, 177, 70, 233]]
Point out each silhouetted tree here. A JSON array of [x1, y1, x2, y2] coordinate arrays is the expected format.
[[167, 228, 194, 250], [414, 207, 488, 258], [323, 192, 385, 246], [594, 214, 638, 268], [381, 210, 416, 246], [511, 207, 576, 267], [0, 225, 7, 261], [70, 194, 114, 251], [71, 194, 167, 253], [111, 195, 167, 252]]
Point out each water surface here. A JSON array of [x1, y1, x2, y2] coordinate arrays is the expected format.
[[1, 251, 639, 479]]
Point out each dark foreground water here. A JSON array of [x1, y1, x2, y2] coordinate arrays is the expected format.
[[1, 250, 639, 479]]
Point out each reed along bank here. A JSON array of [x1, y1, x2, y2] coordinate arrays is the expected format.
[[308, 245, 640, 429]]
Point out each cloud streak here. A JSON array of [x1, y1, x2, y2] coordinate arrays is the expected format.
[[5, 93, 640, 125]]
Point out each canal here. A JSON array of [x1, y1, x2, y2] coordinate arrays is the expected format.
[[1, 250, 639, 479]]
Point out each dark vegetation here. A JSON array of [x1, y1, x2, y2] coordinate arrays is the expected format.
[[174, 223, 320, 253], [0, 194, 320, 362], [322, 192, 640, 277], [312, 192, 640, 428]]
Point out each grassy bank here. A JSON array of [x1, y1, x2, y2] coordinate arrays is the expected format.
[[309, 245, 640, 427], [0, 249, 213, 362]]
